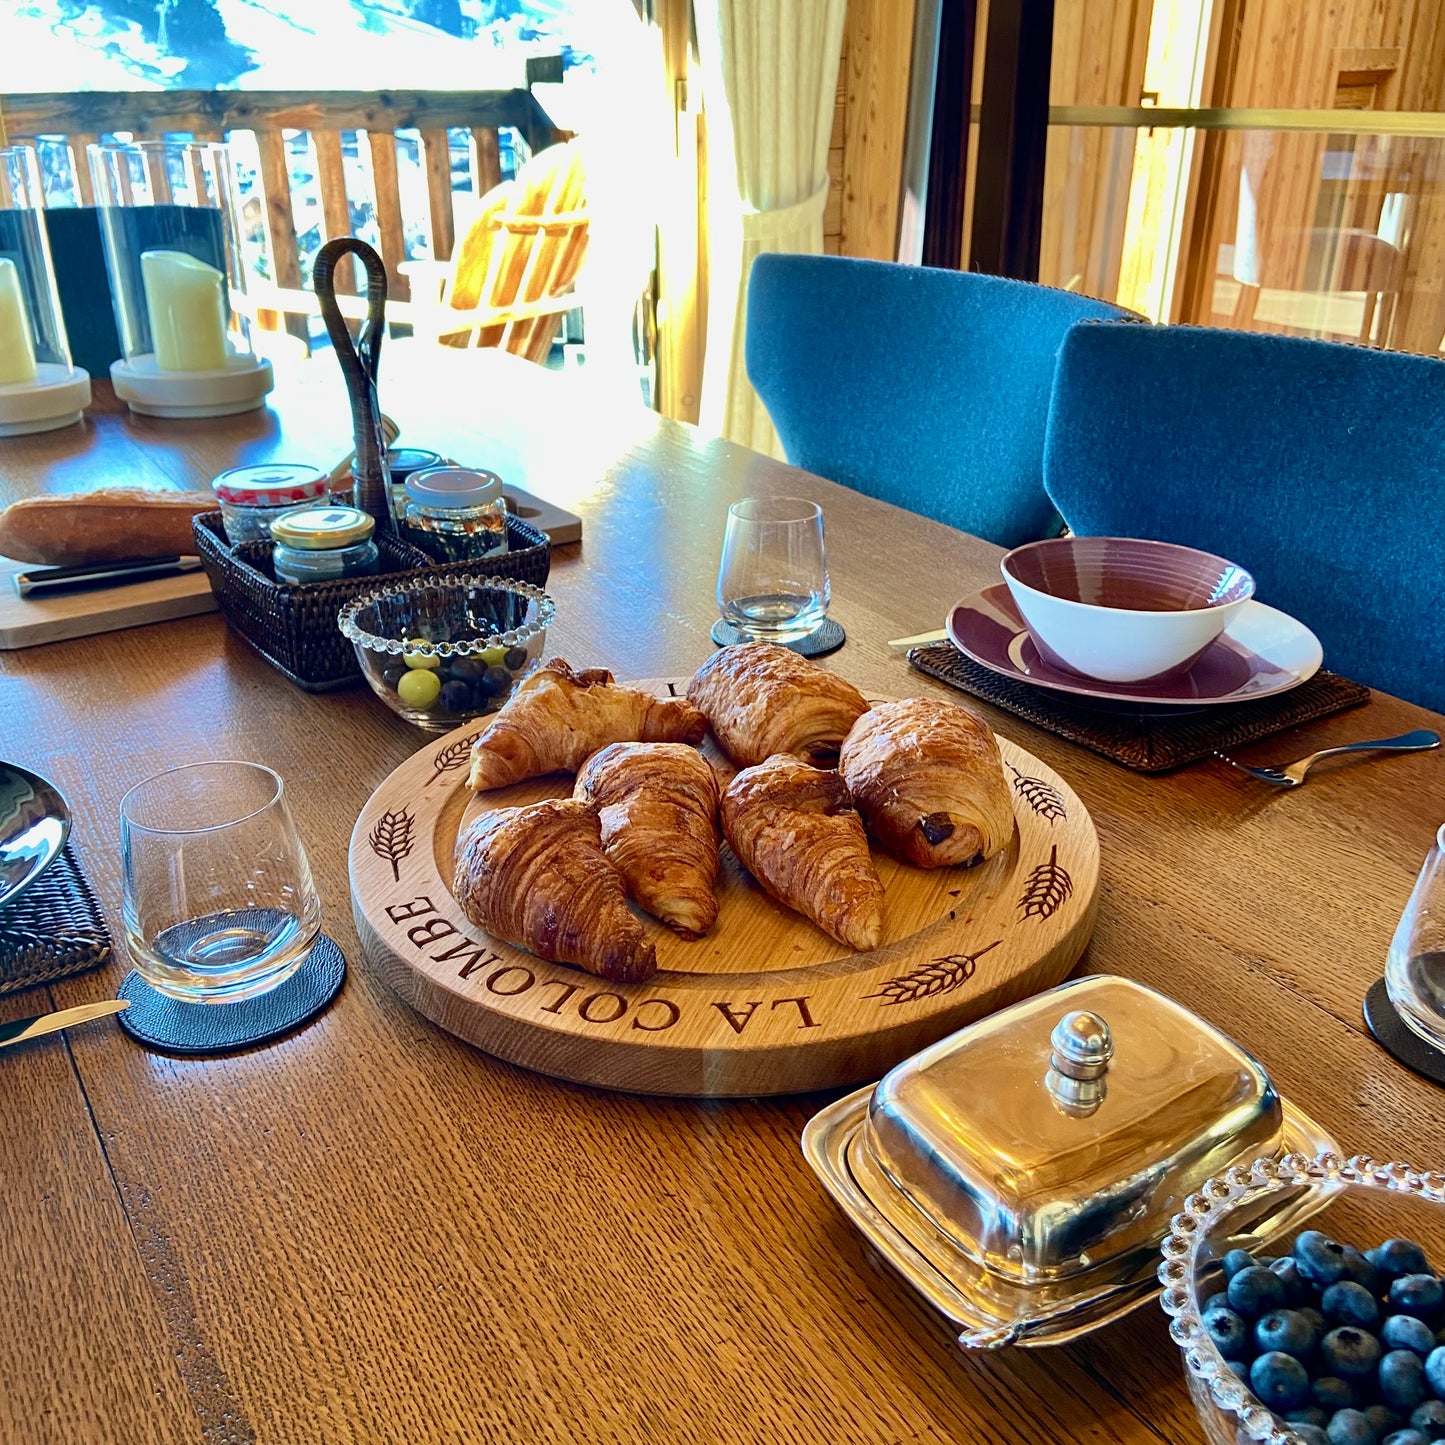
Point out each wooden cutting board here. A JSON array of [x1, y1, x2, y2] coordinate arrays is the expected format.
[[349, 683, 1100, 1097], [0, 485, 581, 650]]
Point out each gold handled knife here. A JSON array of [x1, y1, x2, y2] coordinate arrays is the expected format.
[[0, 999, 129, 1051]]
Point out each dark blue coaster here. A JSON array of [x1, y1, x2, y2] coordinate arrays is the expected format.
[[1364, 977, 1445, 1087], [710, 616, 846, 658], [117, 935, 345, 1055]]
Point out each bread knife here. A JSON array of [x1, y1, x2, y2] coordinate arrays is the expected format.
[[14, 556, 203, 597], [0, 999, 129, 1051]]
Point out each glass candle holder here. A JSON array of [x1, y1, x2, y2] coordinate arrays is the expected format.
[[0, 144, 91, 435], [90, 139, 273, 418]]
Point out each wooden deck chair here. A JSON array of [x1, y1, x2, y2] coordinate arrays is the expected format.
[[404, 140, 589, 364]]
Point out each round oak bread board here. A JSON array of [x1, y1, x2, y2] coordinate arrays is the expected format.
[[349, 681, 1100, 1096]]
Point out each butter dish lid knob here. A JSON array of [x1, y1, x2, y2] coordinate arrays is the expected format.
[[1050, 1011, 1113, 1082]]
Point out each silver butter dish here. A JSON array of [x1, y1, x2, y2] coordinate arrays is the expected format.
[[802, 974, 1340, 1348]]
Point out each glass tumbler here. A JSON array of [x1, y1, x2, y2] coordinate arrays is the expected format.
[[120, 762, 321, 1004], [1385, 822, 1445, 1050], [716, 496, 830, 644]]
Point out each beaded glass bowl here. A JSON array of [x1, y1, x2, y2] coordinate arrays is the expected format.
[[1160, 1151, 1445, 1445], [338, 575, 554, 732]]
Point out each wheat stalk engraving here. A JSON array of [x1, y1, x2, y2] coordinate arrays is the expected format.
[[1007, 763, 1067, 823], [369, 808, 416, 882], [427, 730, 482, 786], [865, 939, 1001, 1006], [1017, 844, 1073, 921]]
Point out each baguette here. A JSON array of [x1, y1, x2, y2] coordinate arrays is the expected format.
[[0, 489, 218, 565]]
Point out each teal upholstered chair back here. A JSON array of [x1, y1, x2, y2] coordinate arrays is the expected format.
[[744, 255, 1134, 548], [1044, 322, 1445, 711]]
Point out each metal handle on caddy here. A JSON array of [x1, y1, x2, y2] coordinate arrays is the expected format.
[[312, 237, 393, 534]]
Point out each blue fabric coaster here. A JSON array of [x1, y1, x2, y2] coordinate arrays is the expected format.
[[710, 616, 846, 658], [1364, 977, 1445, 1087], [117, 934, 345, 1055]]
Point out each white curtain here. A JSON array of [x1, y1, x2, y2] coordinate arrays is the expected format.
[[695, 0, 848, 455]]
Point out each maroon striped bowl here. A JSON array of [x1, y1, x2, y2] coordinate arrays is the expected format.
[[1001, 537, 1255, 683]]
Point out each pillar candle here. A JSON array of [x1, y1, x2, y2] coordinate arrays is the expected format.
[[140, 249, 228, 372], [0, 257, 38, 387]]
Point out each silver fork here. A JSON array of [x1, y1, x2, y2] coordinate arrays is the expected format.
[[1215, 729, 1440, 787]]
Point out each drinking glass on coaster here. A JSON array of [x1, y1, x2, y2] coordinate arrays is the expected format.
[[1385, 823, 1445, 1053], [717, 497, 830, 645], [120, 762, 321, 1005]]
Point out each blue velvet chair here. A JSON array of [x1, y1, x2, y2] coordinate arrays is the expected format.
[[744, 255, 1134, 548], [1044, 321, 1445, 711]]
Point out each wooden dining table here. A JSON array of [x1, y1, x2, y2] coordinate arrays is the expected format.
[[1, 346, 1441, 1445]]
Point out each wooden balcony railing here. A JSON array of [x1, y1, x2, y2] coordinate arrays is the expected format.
[[5, 88, 567, 340]]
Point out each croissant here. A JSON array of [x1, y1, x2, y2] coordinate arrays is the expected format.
[[574, 742, 721, 937], [467, 659, 706, 791], [838, 698, 1013, 868], [720, 754, 884, 951], [453, 797, 657, 983], [686, 642, 870, 768]]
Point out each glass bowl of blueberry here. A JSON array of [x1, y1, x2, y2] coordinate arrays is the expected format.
[[1160, 1151, 1445, 1445], [338, 575, 554, 732]]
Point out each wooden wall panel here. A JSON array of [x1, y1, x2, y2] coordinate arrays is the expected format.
[[1038, 0, 1151, 297], [836, 0, 917, 262]]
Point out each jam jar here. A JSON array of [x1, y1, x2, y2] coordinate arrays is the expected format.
[[386, 447, 445, 522], [400, 466, 509, 564], [270, 505, 380, 584], [212, 462, 330, 544]]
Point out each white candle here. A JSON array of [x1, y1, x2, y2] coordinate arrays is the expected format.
[[141, 249, 228, 372], [0, 257, 38, 387]]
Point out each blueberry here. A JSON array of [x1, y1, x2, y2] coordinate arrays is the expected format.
[[503, 645, 528, 671], [1384, 1317, 1438, 1357], [1423, 1346, 1445, 1399], [381, 664, 405, 690], [1325, 1282, 1383, 1330], [1202, 1290, 1232, 1318], [479, 664, 514, 698], [1371, 1241, 1433, 1281], [1226, 1357, 1252, 1382], [1329, 1409, 1378, 1445], [1298, 1231, 1353, 1288], [439, 679, 474, 713], [1302, 1307, 1331, 1340], [1256, 1309, 1317, 1360], [1392, 1276, 1445, 1321], [1382, 1351, 1430, 1413], [1287, 1408, 1329, 1429], [1411, 1401, 1445, 1440], [1207, 1307, 1252, 1360], [1370, 1406, 1408, 1439], [1343, 1247, 1385, 1296], [1322, 1327, 1385, 1383], [1296, 1430, 1330, 1445], [1314, 1377, 1356, 1412], [1249, 1351, 1311, 1411], [1272, 1257, 1312, 1305], [1383, 1432, 1432, 1445], [449, 656, 487, 684], [1230, 1264, 1288, 1319]]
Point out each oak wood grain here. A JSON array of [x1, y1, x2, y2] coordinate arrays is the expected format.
[[0, 350, 1439, 1443]]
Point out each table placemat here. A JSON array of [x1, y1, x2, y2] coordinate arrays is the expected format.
[[0, 843, 112, 996], [908, 642, 1372, 772]]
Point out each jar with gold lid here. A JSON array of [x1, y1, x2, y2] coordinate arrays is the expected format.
[[270, 505, 379, 584]]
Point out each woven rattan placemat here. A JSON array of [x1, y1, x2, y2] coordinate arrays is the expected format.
[[908, 642, 1372, 772], [0, 844, 112, 996]]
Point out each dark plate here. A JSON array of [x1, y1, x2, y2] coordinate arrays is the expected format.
[[0, 763, 71, 909]]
